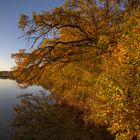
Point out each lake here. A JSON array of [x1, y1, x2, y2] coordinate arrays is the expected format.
[[0, 79, 44, 140]]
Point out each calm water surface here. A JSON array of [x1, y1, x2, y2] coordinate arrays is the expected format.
[[0, 79, 44, 140]]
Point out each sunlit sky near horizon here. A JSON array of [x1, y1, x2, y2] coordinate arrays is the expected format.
[[0, 0, 64, 71]]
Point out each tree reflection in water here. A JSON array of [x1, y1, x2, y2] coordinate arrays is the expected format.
[[12, 91, 114, 140]]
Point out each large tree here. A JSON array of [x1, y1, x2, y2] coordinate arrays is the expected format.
[[12, 0, 140, 139]]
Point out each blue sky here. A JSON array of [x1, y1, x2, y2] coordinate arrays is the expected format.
[[0, 0, 64, 71]]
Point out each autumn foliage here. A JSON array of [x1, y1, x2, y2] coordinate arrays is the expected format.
[[12, 0, 140, 139]]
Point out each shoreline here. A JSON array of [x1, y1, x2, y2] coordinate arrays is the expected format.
[[0, 71, 14, 80]]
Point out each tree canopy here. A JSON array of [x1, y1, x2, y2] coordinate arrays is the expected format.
[[12, 0, 140, 139]]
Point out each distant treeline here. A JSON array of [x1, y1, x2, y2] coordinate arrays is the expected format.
[[0, 71, 14, 79]]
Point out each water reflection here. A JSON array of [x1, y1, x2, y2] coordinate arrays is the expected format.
[[0, 79, 114, 140], [0, 79, 43, 140]]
